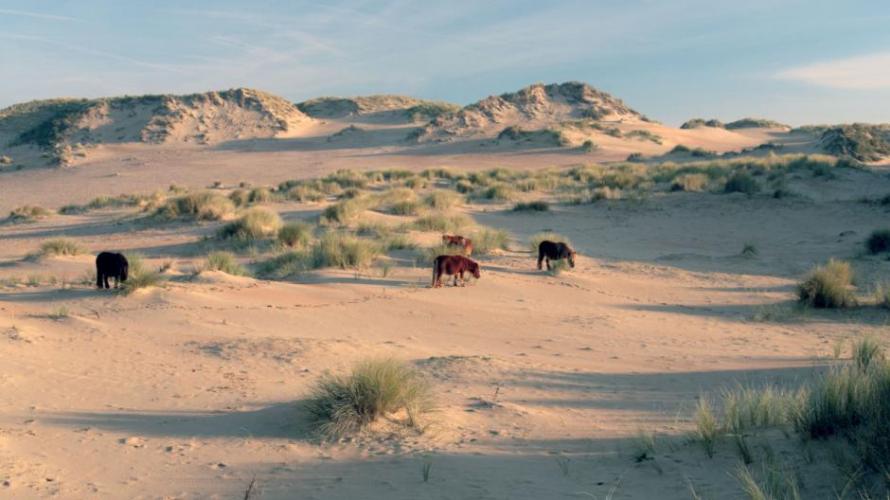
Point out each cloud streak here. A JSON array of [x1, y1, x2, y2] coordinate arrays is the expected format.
[[776, 51, 890, 90], [0, 8, 77, 22]]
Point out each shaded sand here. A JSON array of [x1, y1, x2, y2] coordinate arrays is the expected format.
[[1, 156, 890, 498]]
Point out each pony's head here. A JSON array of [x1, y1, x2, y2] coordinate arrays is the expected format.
[[470, 261, 481, 279], [567, 248, 576, 268]]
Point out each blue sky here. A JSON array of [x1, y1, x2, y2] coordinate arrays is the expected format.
[[2, 0, 889, 125]]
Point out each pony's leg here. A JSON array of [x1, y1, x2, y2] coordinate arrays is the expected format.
[[537, 253, 543, 270], [96, 272, 104, 289], [104, 275, 111, 289], [545, 258, 551, 271]]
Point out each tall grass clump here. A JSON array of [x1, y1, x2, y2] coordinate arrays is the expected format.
[[306, 358, 433, 439], [156, 192, 234, 221], [513, 200, 550, 212], [529, 232, 572, 253], [412, 213, 473, 233], [693, 397, 720, 458], [217, 207, 282, 241], [724, 172, 760, 195], [797, 259, 856, 309], [277, 221, 313, 248], [8, 205, 51, 223], [257, 250, 312, 279], [322, 196, 376, 225], [40, 238, 83, 257], [736, 461, 801, 500], [424, 190, 464, 210], [312, 232, 381, 269], [671, 173, 709, 192], [120, 254, 165, 294], [865, 229, 890, 254], [204, 251, 247, 276], [471, 228, 511, 255]]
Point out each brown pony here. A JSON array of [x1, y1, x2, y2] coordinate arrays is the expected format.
[[442, 234, 473, 255], [537, 240, 576, 271], [432, 255, 481, 287]]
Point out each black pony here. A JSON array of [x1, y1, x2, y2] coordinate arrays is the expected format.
[[96, 252, 129, 289], [537, 240, 576, 271]]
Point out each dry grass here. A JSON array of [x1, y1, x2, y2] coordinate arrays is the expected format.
[[155, 192, 235, 221], [39, 238, 83, 257], [8, 205, 51, 223], [218, 208, 282, 241], [204, 251, 247, 276], [797, 259, 857, 308]]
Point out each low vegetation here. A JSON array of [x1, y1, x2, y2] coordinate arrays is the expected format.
[[121, 254, 165, 294], [513, 200, 550, 212], [470, 228, 511, 255], [39, 238, 83, 257], [797, 259, 856, 309], [412, 213, 472, 232], [155, 192, 234, 221], [306, 358, 432, 439], [277, 221, 313, 248], [8, 205, 51, 223], [217, 207, 282, 241], [204, 251, 247, 276]]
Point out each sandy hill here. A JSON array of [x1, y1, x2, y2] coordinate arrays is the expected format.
[[0, 88, 315, 166], [297, 95, 459, 122], [681, 117, 791, 131], [411, 82, 647, 143]]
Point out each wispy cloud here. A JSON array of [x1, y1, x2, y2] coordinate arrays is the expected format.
[[0, 8, 78, 22], [775, 51, 890, 90]]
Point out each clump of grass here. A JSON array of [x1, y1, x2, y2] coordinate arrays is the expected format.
[[547, 259, 570, 276], [470, 228, 511, 255], [852, 336, 883, 371], [724, 172, 760, 195], [736, 461, 801, 500], [694, 397, 719, 458], [741, 243, 759, 258], [632, 431, 656, 462], [155, 192, 235, 221], [218, 208, 282, 241], [277, 221, 313, 248], [671, 173, 709, 192], [120, 254, 165, 294], [312, 232, 381, 269], [40, 238, 83, 257], [722, 385, 790, 435], [204, 251, 247, 276], [48, 306, 70, 320], [306, 358, 432, 439], [797, 259, 857, 309], [875, 283, 890, 309], [424, 190, 463, 210], [529, 232, 571, 253], [228, 189, 250, 207], [513, 201, 550, 212], [257, 250, 312, 279], [322, 196, 376, 225], [248, 187, 273, 204], [580, 139, 598, 152], [8, 205, 51, 223], [478, 184, 518, 202], [412, 213, 473, 233], [865, 229, 890, 254]]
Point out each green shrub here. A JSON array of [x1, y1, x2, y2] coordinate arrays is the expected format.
[[412, 213, 473, 232], [529, 232, 571, 253], [865, 229, 890, 254], [8, 205, 51, 223], [424, 190, 463, 210], [218, 207, 282, 240], [671, 173, 709, 192], [724, 173, 760, 195], [40, 238, 83, 257], [277, 221, 313, 248], [121, 254, 165, 294], [155, 192, 234, 221], [513, 201, 550, 212], [204, 251, 247, 276], [306, 358, 432, 438], [312, 232, 381, 269], [471, 228, 511, 255], [797, 259, 856, 309]]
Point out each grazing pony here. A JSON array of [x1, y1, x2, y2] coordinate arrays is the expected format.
[[537, 240, 576, 271], [442, 234, 473, 255], [96, 252, 129, 289], [432, 255, 481, 288]]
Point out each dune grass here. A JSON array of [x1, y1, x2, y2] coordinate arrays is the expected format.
[[120, 254, 165, 294], [513, 200, 550, 212], [470, 228, 511, 255], [204, 251, 247, 276], [155, 192, 235, 221], [8, 205, 51, 223], [671, 173, 709, 192], [217, 207, 282, 241], [724, 172, 760, 195], [39, 238, 83, 257], [424, 190, 464, 210], [277, 221, 313, 248], [797, 259, 856, 309], [412, 213, 473, 233], [306, 358, 433, 439]]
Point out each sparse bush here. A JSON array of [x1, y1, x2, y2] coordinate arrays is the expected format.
[[40, 238, 83, 257], [121, 254, 165, 294], [204, 251, 247, 276], [479, 184, 518, 202], [529, 232, 571, 253], [277, 221, 313, 248], [322, 196, 375, 225], [865, 229, 890, 254], [388, 200, 424, 216], [591, 186, 622, 201], [724, 173, 760, 195], [218, 207, 282, 241], [306, 358, 432, 439], [248, 187, 272, 203], [312, 232, 381, 269], [155, 192, 234, 221], [797, 259, 856, 309], [228, 189, 250, 207], [580, 139, 597, 152], [671, 173, 709, 192], [412, 213, 472, 232], [513, 201, 550, 212], [424, 190, 463, 210], [8, 205, 51, 223], [471, 228, 511, 255], [257, 250, 312, 279]]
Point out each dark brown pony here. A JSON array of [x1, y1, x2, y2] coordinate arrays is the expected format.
[[432, 255, 481, 287], [537, 240, 576, 271], [442, 234, 473, 255], [96, 252, 129, 289]]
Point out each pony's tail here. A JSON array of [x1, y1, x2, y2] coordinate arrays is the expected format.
[[431, 258, 437, 287]]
